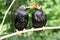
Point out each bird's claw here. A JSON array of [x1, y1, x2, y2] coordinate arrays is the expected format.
[[23, 28, 26, 34], [42, 26, 45, 31], [31, 28, 34, 32], [16, 29, 21, 36]]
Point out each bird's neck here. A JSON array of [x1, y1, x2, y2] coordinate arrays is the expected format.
[[36, 9, 42, 11]]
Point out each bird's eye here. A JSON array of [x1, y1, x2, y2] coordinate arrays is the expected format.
[[38, 6, 41, 9], [23, 7, 26, 9]]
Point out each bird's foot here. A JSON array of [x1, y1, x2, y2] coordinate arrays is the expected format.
[[23, 28, 26, 34], [16, 29, 21, 36], [31, 28, 34, 32], [42, 26, 45, 31]]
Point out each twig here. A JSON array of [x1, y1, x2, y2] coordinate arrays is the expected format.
[[0, 26, 60, 40], [0, 0, 16, 33]]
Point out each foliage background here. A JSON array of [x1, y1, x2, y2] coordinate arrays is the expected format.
[[0, 0, 60, 40]]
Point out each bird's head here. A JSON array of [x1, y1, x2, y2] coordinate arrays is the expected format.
[[32, 2, 42, 10], [19, 4, 30, 10]]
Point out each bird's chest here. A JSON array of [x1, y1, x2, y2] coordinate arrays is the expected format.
[[18, 16, 26, 22], [34, 14, 44, 21]]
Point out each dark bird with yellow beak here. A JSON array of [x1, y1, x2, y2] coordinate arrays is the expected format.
[[32, 2, 47, 28]]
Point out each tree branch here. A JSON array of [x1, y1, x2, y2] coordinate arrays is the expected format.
[[0, 0, 16, 33], [0, 26, 60, 40]]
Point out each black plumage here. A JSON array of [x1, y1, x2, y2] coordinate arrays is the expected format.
[[32, 3, 47, 28], [15, 4, 29, 31]]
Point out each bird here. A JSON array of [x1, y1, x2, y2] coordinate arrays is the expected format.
[[32, 2, 47, 28], [14, 4, 29, 31]]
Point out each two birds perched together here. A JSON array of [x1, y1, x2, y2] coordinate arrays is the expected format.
[[15, 2, 47, 31]]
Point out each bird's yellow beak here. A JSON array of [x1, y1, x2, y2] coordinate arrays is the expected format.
[[26, 2, 38, 9], [26, 6, 34, 8], [33, 2, 38, 8]]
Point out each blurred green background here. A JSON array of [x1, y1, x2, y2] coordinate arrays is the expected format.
[[0, 0, 60, 40]]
